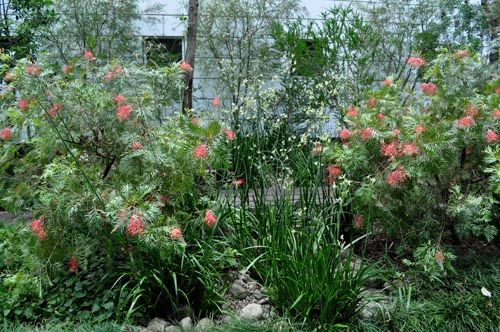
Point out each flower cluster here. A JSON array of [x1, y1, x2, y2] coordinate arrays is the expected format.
[[30, 215, 47, 240], [126, 214, 144, 236]]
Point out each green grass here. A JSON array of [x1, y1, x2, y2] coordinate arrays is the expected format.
[[0, 321, 124, 332]]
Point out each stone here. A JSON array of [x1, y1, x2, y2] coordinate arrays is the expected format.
[[147, 317, 170, 332], [179, 317, 192, 330], [129, 326, 148, 332], [349, 257, 362, 272], [239, 303, 264, 320], [164, 327, 182, 332], [229, 283, 248, 299], [196, 318, 213, 330], [258, 297, 269, 305]]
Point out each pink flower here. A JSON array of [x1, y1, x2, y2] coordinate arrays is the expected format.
[[382, 78, 393, 87], [179, 61, 192, 72], [392, 128, 401, 136], [30, 215, 47, 240], [62, 65, 73, 75], [68, 257, 79, 273], [455, 50, 469, 59], [204, 210, 217, 227], [18, 99, 28, 111], [407, 57, 425, 68], [116, 105, 132, 121], [0, 127, 12, 141], [386, 166, 408, 186], [380, 140, 399, 158], [339, 129, 351, 141], [113, 66, 124, 75], [491, 109, 500, 118], [47, 104, 61, 118], [415, 124, 425, 135], [130, 142, 143, 151], [327, 164, 342, 178], [434, 251, 445, 266], [113, 95, 126, 105], [366, 98, 377, 109], [354, 215, 363, 229], [311, 144, 323, 156], [401, 143, 420, 156], [126, 214, 144, 236], [465, 105, 478, 118], [222, 128, 235, 140], [83, 50, 95, 60], [376, 113, 385, 120], [25, 64, 41, 76], [360, 128, 373, 141], [496, 87, 500, 94], [232, 178, 246, 188], [104, 71, 114, 82], [170, 228, 183, 239], [211, 97, 221, 107], [485, 130, 499, 144], [421, 82, 437, 96], [193, 144, 209, 159], [190, 117, 200, 126], [346, 105, 358, 117], [458, 116, 475, 128]]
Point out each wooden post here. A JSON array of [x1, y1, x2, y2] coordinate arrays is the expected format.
[[182, 0, 199, 113]]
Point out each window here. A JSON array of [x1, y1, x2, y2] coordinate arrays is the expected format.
[[143, 36, 183, 66]]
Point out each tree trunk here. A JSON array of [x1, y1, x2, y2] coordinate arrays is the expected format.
[[482, 0, 499, 63], [182, 0, 199, 113]]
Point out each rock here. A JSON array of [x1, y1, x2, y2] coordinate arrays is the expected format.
[[360, 302, 380, 319], [258, 297, 269, 305], [349, 257, 362, 272], [383, 279, 404, 291], [229, 283, 248, 299], [179, 317, 192, 330], [129, 326, 148, 332], [239, 303, 264, 320], [196, 318, 213, 330], [147, 317, 170, 332], [165, 327, 182, 332]]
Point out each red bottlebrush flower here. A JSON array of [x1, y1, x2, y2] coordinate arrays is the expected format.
[[327, 164, 342, 178], [360, 128, 373, 141], [232, 178, 246, 188], [83, 50, 95, 60], [465, 105, 478, 118], [126, 214, 144, 236], [407, 57, 425, 68], [401, 143, 420, 157], [415, 124, 425, 135], [68, 257, 79, 273], [113, 95, 126, 105], [116, 104, 132, 121], [222, 128, 235, 140], [113, 66, 124, 75], [204, 210, 217, 227], [193, 144, 209, 159], [382, 78, 393, 87], [18, 99, 28, 111], [339, 129, 351, 141], [25, 64, 41, 76], [485, 130, 499, 144], [30, 215, 47, 240], [311, 143, 323, 156], [386, 166, 408, 186], [104, 71, 114, 82], [491, 109, 500, 119], [376, 113, 385, 120], [354, 214, 363, 229], [170, 227, 183, 239], [458, 116, 475, 128], [179, 61, 192, 72], [211, 97, 221, 107], [421, 82, 437, 96], [366, 98, 377, 109], [0, 127, 12, 141], [130, 142, 143, 151], [455, 50, 469, 59], [62, 65, 73, 75], [496, 87, 500, 94], [346, 105, 358, 117], [434, 251, 445, 266], [47, 104, 61, 118], [380, 140, 399, 158], [392, 128, 401, 136], [190, 117, 200, 126]]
